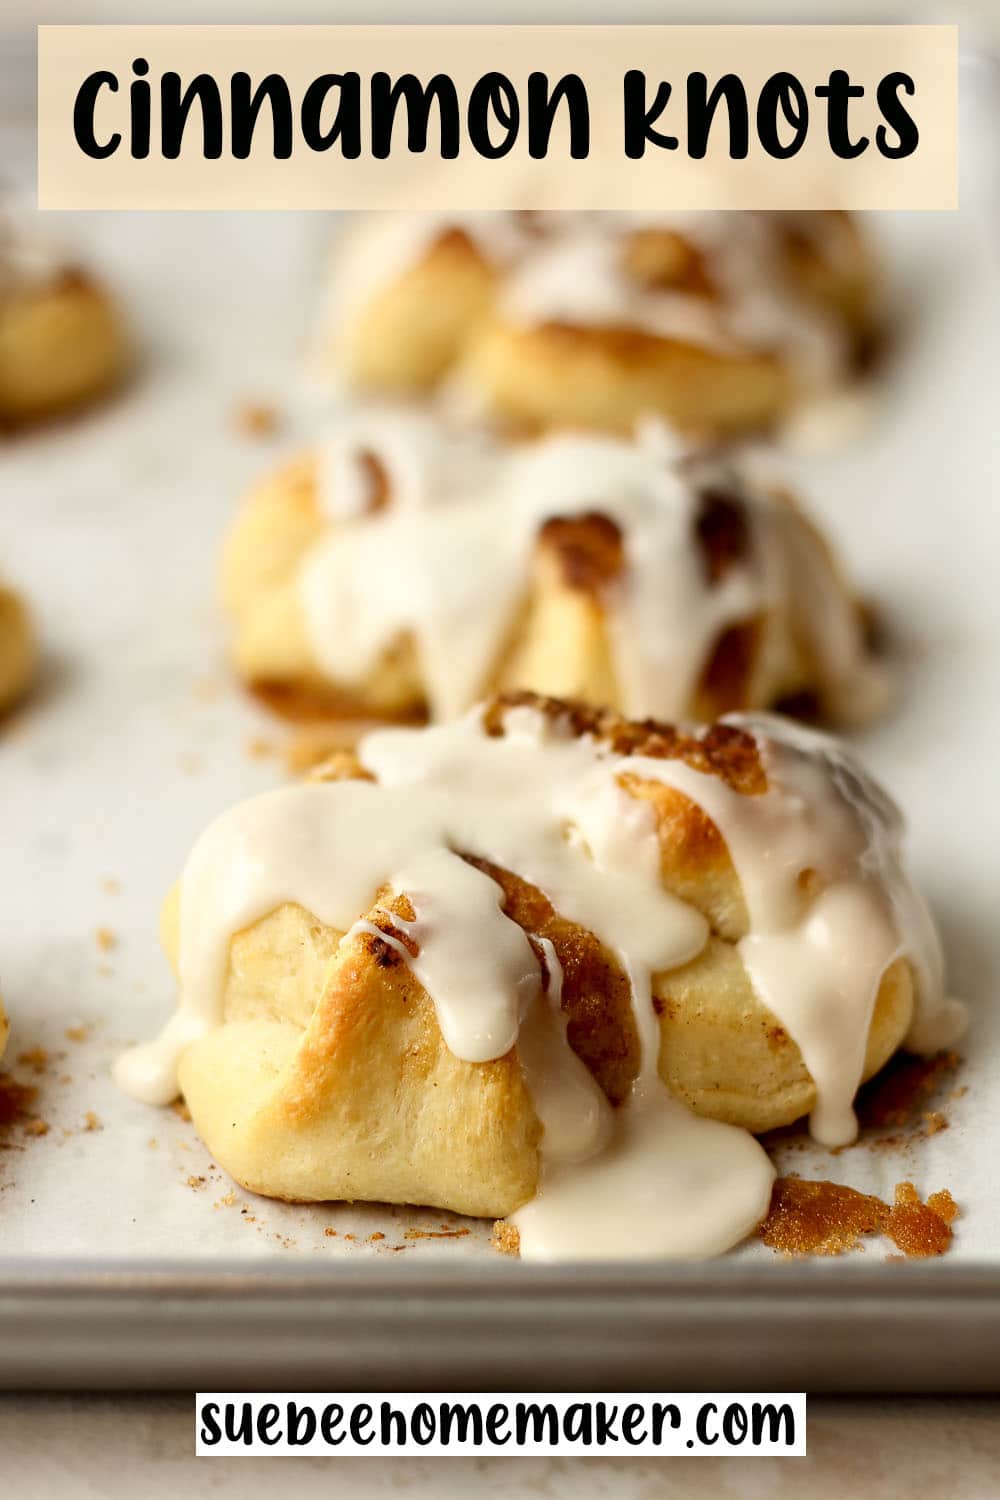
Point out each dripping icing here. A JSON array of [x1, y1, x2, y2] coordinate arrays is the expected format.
[[115, 702, 964, 1260]]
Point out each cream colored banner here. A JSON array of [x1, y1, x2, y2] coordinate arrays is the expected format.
[[37, 24, 957, 210]]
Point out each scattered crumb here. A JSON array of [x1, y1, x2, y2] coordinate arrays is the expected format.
[[16, 1047, 49, 1073], [95, 926, 117, 953], [246, 736, 274, 760], [23, 1119, 50, 1138], [492, 1221, 520, 1257], [65, 1024, 91, 1043], [323, 1228, 338, 1238], [83, 1111, 102, 1132], [171, 1100, 192, 1122], [857, 1050, 960, 1131], [147, 1138, 158, 1149], [760, 1176, 959, 1260], [927, 1188, 960, 1224], [923, 1111, 948, 1137], [233, 400, 280, 439], [217, 1189, 238, 1207], [368, 1232, 385, 1242], [759, 1177, 887, 1256], [885, 1182, 959, 1259], [403, 1227, 471, 1241], [0, 1076, 39, 1127], [186, 1174, 206, 1189]]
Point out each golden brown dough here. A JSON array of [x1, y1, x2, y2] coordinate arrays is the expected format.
[[0, 584, 36, 715], [0, 243, 126, 426], [166, 701, 913, 1216]]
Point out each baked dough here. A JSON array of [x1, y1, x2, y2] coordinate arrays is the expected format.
[[326, 211, 876, 435], [0, 228, 126, 426], [221, 411, 884, 729], [0, 583, 36, 715], [128, 696, 947, 1232]]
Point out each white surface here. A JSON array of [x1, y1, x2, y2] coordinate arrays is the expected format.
[[1, 65, 999, 1271]]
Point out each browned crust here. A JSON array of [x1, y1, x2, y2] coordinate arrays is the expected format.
[[464, 857, 640, 1106], [249, 679, 426, 727], [535, 511, 625, 595], [693, 488, 751, 585], [483, 691, 767, 795]]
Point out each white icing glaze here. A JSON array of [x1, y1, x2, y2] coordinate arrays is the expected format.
[[299, 408, 884, 724], [116, 703, 964, 1261], [500, 211, 847, 384]]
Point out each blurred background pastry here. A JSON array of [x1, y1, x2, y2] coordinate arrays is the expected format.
[[221, 404, 886, 731], [324, 210, 877, 435], [0, 580, 35, 714], [0, 214, 127, 426]]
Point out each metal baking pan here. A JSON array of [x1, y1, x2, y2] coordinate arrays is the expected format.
[[1, 28, 998, 1392]]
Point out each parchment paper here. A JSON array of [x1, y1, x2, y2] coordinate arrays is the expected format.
[[1, 72, 997, 1269]]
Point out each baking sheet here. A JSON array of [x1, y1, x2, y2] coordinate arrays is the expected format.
[[1, 44, 999, 1310]]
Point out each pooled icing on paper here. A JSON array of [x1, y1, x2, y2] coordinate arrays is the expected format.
[[116, 703, 965, 1261], [299, 408, 884, 723]]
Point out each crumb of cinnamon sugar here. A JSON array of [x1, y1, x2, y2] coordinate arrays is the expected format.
[[491, 1220, 520, 1257], [856, 1050, 960, 1132], [923, 1111, 948, 1137], [404, 1227, 471, 1241], [83, 1111, 102, 1132], [885, 1182, 958, 1258], [233, 401, 280, 439], [186, 1175, 206, 1189], [323, 1228, 338, 1238], [760, 1176, 960, 1261], [759, 1177, 888, 1257], [927, 1189, 960, 1225], [171, 1100, 192, 1122], [368, 1232, 385, 1242], [16, 1047, 49, 1073], [65, 1025, 91, 1043], [23, 1118, 50, 1137], [0, 1076, 39, 1127]]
